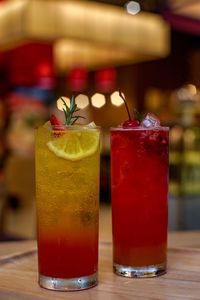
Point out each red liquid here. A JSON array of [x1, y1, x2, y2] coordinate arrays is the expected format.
[[111, 127, 169, 267], [37, 225, 98, 278]]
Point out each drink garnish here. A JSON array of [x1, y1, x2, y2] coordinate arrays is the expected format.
[[50, 95, 85, 131], [119, 91, 132, 121], [61, 96, 85, 125], [119, 91, 140, 128], [47, 130, 99, 161], [50, 114, 64, 129], [50, 114, 64, 137], [134, 109, 145, 124], [47, 96, 99, 160]]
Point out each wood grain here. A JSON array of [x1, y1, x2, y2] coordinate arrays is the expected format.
[[168, 230, 200, 248], [0, 236, 200, 299], [0, 241, 36, 259]]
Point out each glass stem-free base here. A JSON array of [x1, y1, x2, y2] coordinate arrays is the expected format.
[[39, 272, 97, 291], [113, 262, 166, 278]]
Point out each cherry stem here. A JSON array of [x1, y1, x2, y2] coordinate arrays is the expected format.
[[119, 90, 132, 121]]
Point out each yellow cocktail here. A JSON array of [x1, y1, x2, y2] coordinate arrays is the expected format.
[[35, 120, 100, 291]]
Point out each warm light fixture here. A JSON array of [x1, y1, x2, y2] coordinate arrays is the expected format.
[[91, 93, 106, 108], [75, 94, 89, 109], [110, 91, 124, 107], [0, 0, 170, 70], [125, 1, 141, 15], [177, 84, 198, 101], [187, 84, 197, 96], [57, 97, 70, 111], [54, 39, 132, 71]]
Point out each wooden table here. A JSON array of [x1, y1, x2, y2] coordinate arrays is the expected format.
[[0, 231, 200, 299]]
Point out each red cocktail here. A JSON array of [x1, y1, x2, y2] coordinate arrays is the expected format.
[[111, 112, 169, 277]]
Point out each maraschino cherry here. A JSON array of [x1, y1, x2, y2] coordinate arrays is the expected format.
[[123, 119, 139, 128], [119, 91, 139, 128]]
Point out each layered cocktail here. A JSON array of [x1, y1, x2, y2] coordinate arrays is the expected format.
[[35, 97, 100, 290]]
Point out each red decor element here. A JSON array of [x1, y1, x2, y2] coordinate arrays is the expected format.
[[0, 52, 6, 66], [36, 61, 54, 78], [95, 68, 116, 93], [163, 10, 200, 36], [67, 67, 88, 92], [35, 61, 55, 90], [5, 43, 53, 86]]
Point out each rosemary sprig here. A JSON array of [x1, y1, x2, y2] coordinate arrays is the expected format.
[[61, 96, 85, 125]]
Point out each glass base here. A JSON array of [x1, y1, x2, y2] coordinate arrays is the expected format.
[[39, 272, 97, 291], [113, 262, 166, 278]]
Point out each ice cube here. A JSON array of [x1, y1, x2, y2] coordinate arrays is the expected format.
[[141, 113, 160, 128]]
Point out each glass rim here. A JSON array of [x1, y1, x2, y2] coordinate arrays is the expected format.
[[110, 126, 169, 131], [35, 124, 100, 131]]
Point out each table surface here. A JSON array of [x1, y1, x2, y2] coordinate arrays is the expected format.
[[0, 231, 200, 299]]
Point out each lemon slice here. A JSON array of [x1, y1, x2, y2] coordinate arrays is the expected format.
[[47, 130, 99, 161]]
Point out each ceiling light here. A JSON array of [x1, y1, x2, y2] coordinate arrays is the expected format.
[[111, 91, 124, 106], [57, 96, 70, 111], [0, 0, 170, 67], [91, 93, 106, 108], [125, 1, 141, 15], [75, 94, 89, 109]]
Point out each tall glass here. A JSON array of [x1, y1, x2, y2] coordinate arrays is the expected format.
[[35, 123, 100, 290], [111, 126, 169, 277]]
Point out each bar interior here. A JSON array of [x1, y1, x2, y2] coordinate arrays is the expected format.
[[0, 0, 200, 297]]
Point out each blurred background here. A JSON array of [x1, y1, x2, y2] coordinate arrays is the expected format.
[[0, 0, 200, 240]]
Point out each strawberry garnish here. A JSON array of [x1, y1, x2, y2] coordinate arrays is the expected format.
[[50, 114, 64, 136], [50, 114, 64, 130]]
